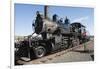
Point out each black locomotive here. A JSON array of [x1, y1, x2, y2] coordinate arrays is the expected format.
[[15, 6, 90, 62]]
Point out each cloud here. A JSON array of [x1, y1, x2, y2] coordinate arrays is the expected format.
[[71, 16, 89, 23]]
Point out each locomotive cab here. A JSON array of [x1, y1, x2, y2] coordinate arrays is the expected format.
[[70, 22, 89, 43]]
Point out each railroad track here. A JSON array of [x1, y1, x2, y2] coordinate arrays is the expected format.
[[16, 41, 92, 65]]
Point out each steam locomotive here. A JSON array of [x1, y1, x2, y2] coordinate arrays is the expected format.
[[15, 6, 90, 61]]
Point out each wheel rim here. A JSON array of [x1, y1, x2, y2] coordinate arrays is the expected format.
[[35, 46, 46, 58]]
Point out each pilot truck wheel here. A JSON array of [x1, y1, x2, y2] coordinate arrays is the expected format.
[[34, 46, 46, 58]]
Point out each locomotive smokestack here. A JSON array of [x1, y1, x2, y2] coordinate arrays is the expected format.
[[44, 6, 48, 19]]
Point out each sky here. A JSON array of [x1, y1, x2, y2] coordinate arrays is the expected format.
[[15, 3, 94, 36]]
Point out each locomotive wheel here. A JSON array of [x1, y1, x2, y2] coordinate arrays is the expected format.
[[34, 46, 46, 58]]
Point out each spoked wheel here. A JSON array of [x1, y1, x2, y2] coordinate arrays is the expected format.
[[34, 46, 46, 58]]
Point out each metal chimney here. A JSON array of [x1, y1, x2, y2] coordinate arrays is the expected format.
[[44, 6, 48, 19]]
